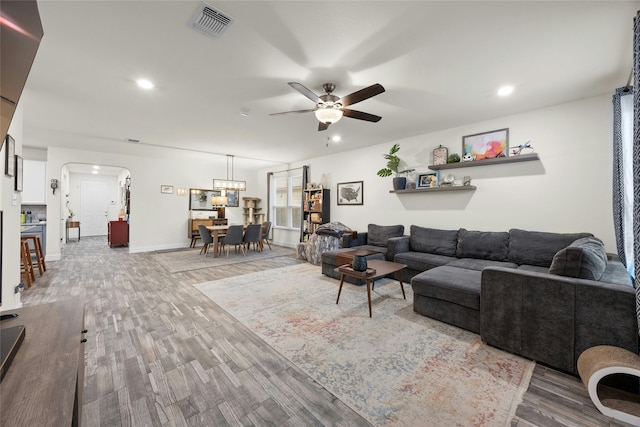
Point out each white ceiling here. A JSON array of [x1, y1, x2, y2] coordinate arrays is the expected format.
[[20, 1, 639, 168]]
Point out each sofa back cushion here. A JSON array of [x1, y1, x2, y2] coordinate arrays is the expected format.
[[409, 225, 458, 256], [508, 228, 592, 267], [367, 224, 404, 247], [549, 236, 608, 280], [456, 229, 509, 261]]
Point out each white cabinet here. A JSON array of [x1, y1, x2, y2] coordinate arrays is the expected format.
[[22, 160, 46, 204]]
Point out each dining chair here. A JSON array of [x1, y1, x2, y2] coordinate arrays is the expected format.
[[243, 223, 262, 252], [260, 221, 272, 251], [198, 225, 213, 256], [220, 225, 245, 257]]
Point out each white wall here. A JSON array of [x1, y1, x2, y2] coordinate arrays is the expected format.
[[1, 106, 24, 310], [45, 147, 260, 259], [263, 94, 617, 251]]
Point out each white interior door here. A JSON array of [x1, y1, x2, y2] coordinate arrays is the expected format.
[[80, 180, 110, 236]]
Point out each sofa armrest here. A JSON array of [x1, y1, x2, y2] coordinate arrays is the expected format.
[[387, 235, 410, 262], [481, 266, 638, 374], [342, 232, 368, 248]]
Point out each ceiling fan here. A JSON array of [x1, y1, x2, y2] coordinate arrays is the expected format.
[[270, 82, 385, 131]]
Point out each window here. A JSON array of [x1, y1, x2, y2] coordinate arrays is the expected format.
[[271, 172, 302, 229]]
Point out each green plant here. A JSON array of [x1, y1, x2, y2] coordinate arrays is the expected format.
[[376, 143, 415, 178]]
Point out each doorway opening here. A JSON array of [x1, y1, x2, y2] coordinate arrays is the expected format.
[[61, 163, 130, 242]]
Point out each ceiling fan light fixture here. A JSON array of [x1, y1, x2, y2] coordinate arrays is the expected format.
[[315, 107, 343, 124]]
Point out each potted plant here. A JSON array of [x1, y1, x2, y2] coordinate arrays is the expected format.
[[377, 143, 415, 190]]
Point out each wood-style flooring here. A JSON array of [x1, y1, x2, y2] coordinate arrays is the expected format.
[[18, 236, 634, 426]]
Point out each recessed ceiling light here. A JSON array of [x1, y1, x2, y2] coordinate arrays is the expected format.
[[93, 165, 100, 170], [331, 135, 341, 142], [92, 170, 98, 174], [497, 85, 514, 97], [136, 79, 154, 90]]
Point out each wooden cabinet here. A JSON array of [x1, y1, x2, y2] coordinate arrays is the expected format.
[[0, 297, 85, 427], [188, 218, 228, 239], [302, 188, 330, 241], [108, 220, 128, 247]]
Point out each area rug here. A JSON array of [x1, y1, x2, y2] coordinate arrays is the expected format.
[[151, 245, 295, 273], [193, 264, 534, 426]]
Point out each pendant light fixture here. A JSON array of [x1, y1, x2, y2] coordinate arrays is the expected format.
[[213, 155, 246, 191]]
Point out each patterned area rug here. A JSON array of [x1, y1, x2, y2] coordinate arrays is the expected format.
[[151, 245, 295, 273], [194, 264, 534, 426]]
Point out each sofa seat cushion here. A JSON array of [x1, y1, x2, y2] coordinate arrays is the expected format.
[[517, 264, 549, 274], [368, 224, 404, 247], [394, 251, 456, 272], [447, 258, 517, 271], [411, 266, 482, 310], [508, 228, 592, 267], [456, 229, 510, 261], [549, 237, 608, 281], [409, 225, 459, 256], [599, 261, 634, 287]]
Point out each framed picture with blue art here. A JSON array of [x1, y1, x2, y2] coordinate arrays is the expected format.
[[462, 128, 509, 160], [227, 190, 239, 207]]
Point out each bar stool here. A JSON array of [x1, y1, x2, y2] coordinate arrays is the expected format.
[[21, 234, 46, 275], [20, 240, 35, 288]]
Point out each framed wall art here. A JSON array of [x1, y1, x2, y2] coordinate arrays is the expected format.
[[337, 181, 363, 205], [4, 134, 15, 177], [15, 155, 23, 192], [160, 185, 173, 194], [227, 190, 239, 207], [462, 128, 509, 160]]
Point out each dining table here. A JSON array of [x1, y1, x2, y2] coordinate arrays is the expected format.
[[205, 224, 263, 258]]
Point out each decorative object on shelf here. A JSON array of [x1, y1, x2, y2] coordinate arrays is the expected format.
[[447, 153, 460, 163], [213, 155, 246, 191], [429, 152, 539, 170], [463, 176, 471, 186], [337, 181, 363, 205], [462, 153, 475, 162], [510, 139, 534, 155], [4, 134, 15, 177], [462, 128, 509, 160], [376, 143, 415, 191], [441, 174, 455, 187], [352, 254, 368, 272], [433, 145, 448, 165], [417, 173, 438, 188], [160, 185, 173, 194], [14, 155, 23, 192]]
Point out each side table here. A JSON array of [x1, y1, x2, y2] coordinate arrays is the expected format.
[[66, 220, 80, 243]]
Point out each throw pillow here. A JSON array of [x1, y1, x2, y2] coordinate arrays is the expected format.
[[367, 224, 404, 247], [456, 229, 509, 261], [549, 236, 608, 280], [409, 225, 458, 256]]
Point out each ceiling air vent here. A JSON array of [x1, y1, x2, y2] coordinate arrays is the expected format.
[[189, 3, 234, 39]]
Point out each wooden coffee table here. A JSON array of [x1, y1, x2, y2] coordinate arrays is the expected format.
[[334, 248, 384, 267], [334, 259, 408, 317]]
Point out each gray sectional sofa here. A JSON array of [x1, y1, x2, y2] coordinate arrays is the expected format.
[[321, 224, 637, 375]]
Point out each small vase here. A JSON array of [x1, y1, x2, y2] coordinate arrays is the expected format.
[[392, 177, 407, 191], [352, 255, 368, 272]]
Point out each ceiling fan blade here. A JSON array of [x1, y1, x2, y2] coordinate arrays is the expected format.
[[318, 121, 329, 131], [342, 108, 382, 122], [339, 83, 385, 107], [288, 82, 320, 103], [269, 109, 316, 116]]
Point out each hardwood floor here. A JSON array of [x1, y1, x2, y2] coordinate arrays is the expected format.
[[19, 236, 635, 426]]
